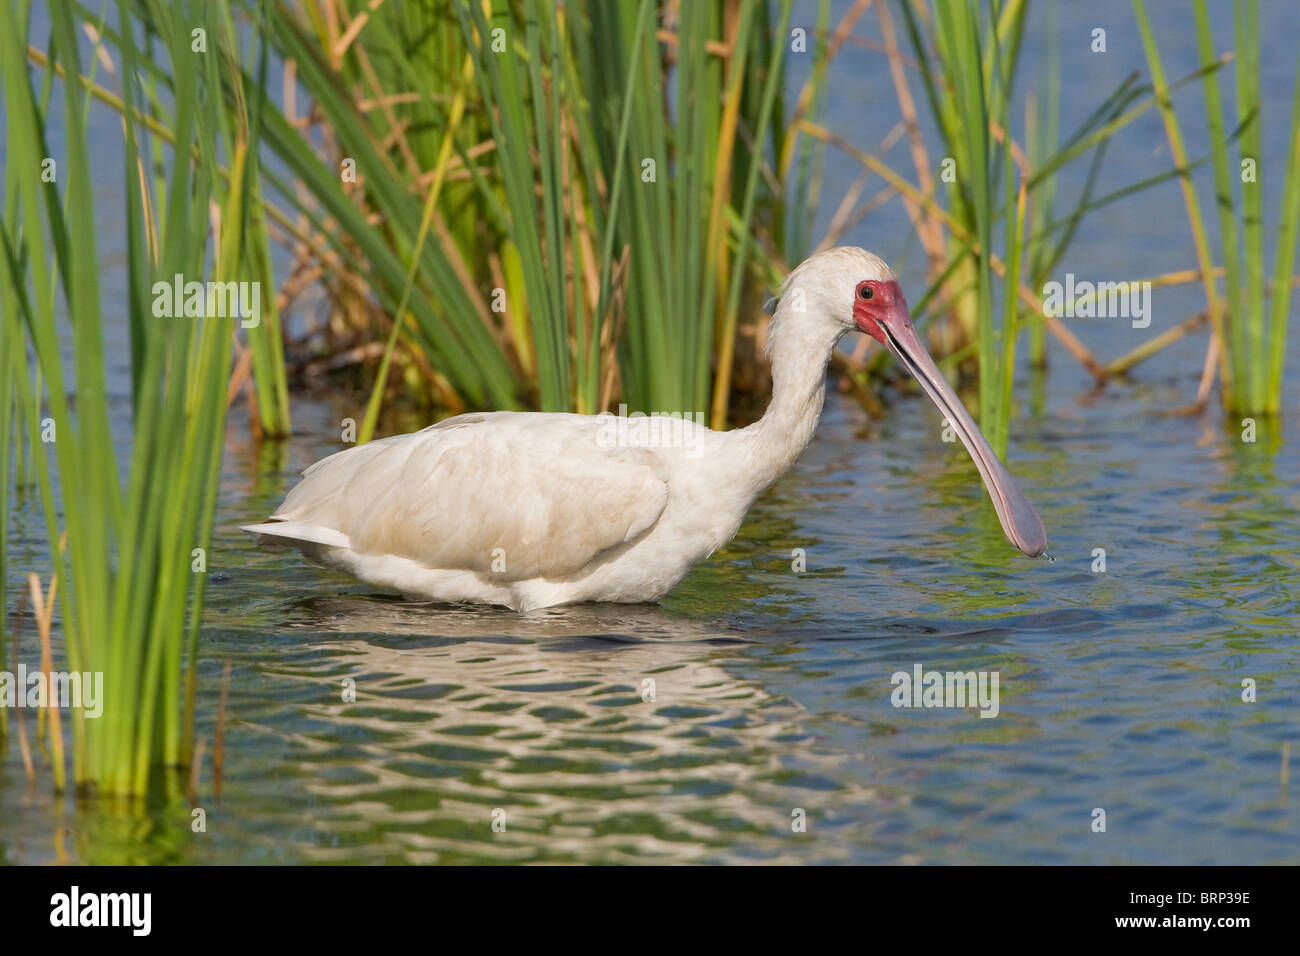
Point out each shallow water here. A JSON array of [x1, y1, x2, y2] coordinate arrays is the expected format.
[[3, 1, 1300, 865], [4, 371, 1298, 864]]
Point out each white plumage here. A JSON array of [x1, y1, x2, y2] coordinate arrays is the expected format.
[[245, 247, 1046, 610]]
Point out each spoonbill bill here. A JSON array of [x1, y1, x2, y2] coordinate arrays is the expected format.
[[244, 247, 1047, 610]]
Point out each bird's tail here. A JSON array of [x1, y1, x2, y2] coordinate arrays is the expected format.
[[242, 520, 350, 551]]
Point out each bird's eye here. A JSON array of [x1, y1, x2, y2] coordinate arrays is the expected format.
[[859, 286, 874, 301]]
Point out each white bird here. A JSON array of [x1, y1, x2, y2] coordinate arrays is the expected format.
[[244, 247, 1047, 611]]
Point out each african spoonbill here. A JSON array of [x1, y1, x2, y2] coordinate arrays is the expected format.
[[244, 247, 1047, 610]]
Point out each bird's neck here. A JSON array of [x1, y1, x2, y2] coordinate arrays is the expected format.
[[734, 312, 841, 497]]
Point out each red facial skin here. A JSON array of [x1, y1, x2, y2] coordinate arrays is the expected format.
[[852, 279, 908, 345]]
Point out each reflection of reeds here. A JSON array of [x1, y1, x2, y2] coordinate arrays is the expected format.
[[7, 594, 33, 784], [30, 572, 63, 792], [214, 659, 232, 800], [0, 0, 266, 795], [1282, 741, 1290, 803]]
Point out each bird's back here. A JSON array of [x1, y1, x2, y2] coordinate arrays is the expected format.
[[246, 411, 675, 586]]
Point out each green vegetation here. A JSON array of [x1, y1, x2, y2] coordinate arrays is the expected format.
[[1, 0, 267, 795], [242, 0, 807, 431], [1174, 0, 1300, 416], [2, 0, 1298, 798], [885, 0, 1278, 450]]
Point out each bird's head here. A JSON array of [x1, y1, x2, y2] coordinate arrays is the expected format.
[[769, 247, 899, 342], [769, 246, 1047, 558]]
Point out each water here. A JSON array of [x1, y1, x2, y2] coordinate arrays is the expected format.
[[3, 1, 1299, 864], [4, 375, 1296, 864]]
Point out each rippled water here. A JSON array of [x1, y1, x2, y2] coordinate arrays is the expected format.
[[5, 371, 1297, 864]]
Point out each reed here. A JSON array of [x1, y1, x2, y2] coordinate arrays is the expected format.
[[883, 0, 1032, 455], [0, 0, 827, 788], [0, 0, 266, 795], [872, 0, 1239, 448], [230, 0, 799, 428], [8, 0, 1295, 792], [1178, 0, 1300, 415], [0, 228, 15, 748]]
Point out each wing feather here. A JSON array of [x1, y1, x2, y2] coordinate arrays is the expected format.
[[271, 412, 669, 580]]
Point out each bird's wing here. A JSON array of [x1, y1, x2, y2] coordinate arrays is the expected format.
[[269, 412, 670, 580]]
